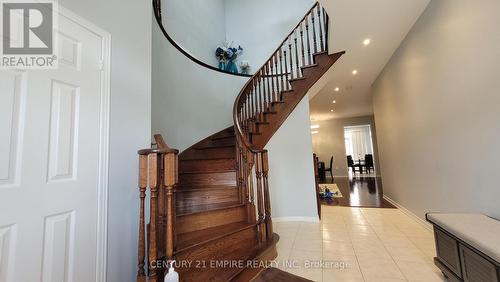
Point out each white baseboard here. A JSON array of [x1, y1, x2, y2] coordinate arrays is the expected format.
[[383, 195, 433, 231], [273, 216, 320, 223]]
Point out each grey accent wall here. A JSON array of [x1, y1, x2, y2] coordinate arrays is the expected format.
[[372, 0, 500, 219], [311, 115, 380, 177], [59, 0, 152, 281]]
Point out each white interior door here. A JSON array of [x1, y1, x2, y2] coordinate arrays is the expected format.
[[0, 10, 108, 282]]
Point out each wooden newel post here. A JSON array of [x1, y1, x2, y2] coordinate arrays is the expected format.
[[137, 155, 147, 282], [164, 151, 178, 261], [148, 153, 159, 282], [262, 150, 273, 240], [255, 151, 266, 242]]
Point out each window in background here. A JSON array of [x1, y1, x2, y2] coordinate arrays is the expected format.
[[344, 125, 374, 161]]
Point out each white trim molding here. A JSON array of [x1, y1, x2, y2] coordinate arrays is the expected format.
[[383, 195, 433, 231], [273, 216, 320, 223], [57, 6, 112, 282]]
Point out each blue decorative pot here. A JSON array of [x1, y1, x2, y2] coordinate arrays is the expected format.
[[218, 61, 226, 71], [225, 61, 239, 74]]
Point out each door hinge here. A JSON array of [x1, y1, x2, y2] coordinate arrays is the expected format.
[[98, 60, 104, 70]]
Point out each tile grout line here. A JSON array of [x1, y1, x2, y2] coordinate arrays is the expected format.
[[361, 208, 411, 282], [347, 209, 367, 282]]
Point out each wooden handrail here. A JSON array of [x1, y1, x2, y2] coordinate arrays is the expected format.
[[232, 2, 330, 245], [154, 134, 169, 149], [233, 1, 328, 153], [138, 148, 178, 156]]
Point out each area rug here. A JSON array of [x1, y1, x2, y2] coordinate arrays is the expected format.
[[318, 183, 343, 198]]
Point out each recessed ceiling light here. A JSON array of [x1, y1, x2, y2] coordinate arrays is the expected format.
[[310, 125, 320, 129], [363, 38, 371, 46], [352, 70, 358, 75], [334, 87, 340, 92], [311, 130, 319, 135], [332, 100, 336, 104], [330, 109, 334, 112]]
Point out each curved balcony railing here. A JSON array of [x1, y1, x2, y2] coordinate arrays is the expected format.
[[152, 0, 253, 77]]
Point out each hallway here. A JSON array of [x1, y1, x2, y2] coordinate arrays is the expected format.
[[320, 176, 395, 208], [273, 206, 445, 281]]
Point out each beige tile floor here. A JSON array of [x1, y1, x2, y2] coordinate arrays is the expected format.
[[273, 206, 446, 282]]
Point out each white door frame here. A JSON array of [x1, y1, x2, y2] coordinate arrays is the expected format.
[[57, 6, 111, 282]]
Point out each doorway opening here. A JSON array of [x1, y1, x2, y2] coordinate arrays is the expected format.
[[344, 124, 375, 176]]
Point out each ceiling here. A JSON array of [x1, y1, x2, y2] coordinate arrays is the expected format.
[[309, 0, 430, 121]]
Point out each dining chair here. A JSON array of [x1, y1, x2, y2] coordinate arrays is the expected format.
[[347, 155, 355, 173], [325, 156, 334, 182], [364, 154, 374, 173]]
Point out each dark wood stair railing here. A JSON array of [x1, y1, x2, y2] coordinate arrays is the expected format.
[[141, 1, 344, 281], [137, 135, 179, 282], [233, 1, 344, 249]]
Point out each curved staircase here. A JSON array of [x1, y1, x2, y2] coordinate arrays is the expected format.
[[137, 1, 344, 281]]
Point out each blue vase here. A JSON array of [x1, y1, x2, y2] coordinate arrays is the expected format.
[[218, 61, 226, 71], [225, 60, 239, 74]]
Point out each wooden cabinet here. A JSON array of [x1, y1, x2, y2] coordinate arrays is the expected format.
[[433, 226, 500, 282], [435, 228, 462, 278], [460, 245, 499, 282]]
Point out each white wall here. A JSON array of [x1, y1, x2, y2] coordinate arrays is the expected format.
[[311, 116, 381, 177], [372, 0, 500, 220], [267, 97, 318, 221], [58, 1, 151, 282], [59, 0, 152, 282], [152, 22, 248, 152], [224, 0, 314, 71], [163, 0, 227, 65]]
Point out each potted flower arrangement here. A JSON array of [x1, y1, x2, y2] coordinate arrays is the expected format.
[[239, 61, 251, 75], [215, 42, 243, 74]]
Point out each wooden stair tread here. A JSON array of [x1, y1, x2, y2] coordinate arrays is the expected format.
[[253, 268, 312, 282], [176, 201, 244, 216], [289, 77, 306, 83], [228, 233, 280, 281], [301, 63, 318, 70], [313, 50, 328, 56], [180, 169, 236, 175], [271, 101, 286, 105], [254, 120, 270, 125], [177, 184, 237, 191], [195, 144, 234, 150], [176, 221, 255, 253], [211, 134, 235, 141], [263, 110, 277, 114]]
